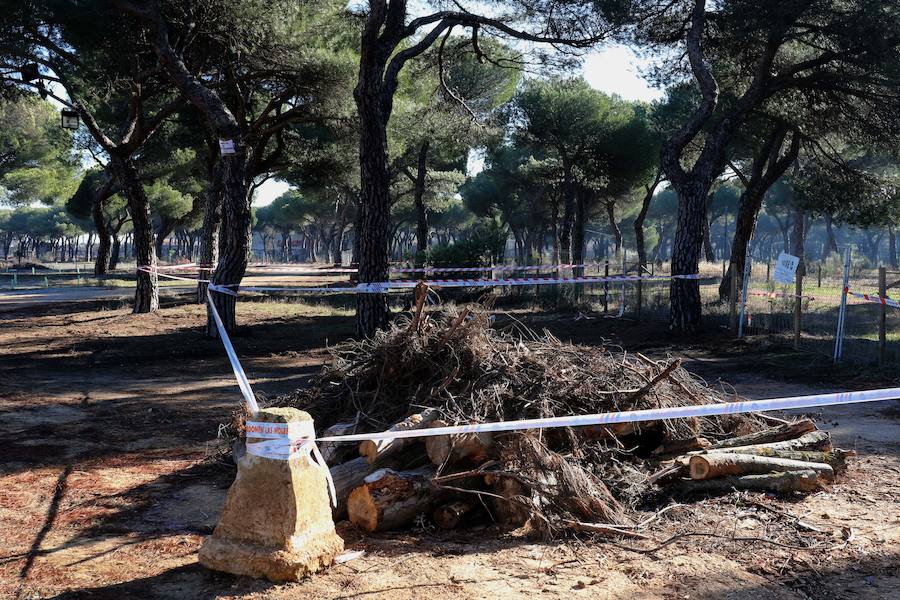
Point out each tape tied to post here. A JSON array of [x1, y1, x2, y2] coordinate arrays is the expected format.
[[245, 419, 337, 507]]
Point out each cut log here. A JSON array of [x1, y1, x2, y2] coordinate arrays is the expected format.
[[425, 420, 493, 466], [319, 421, 359, 463], [672, 469, 819, 495], [347, 466, 436, 532], [711, 419, 816, 449], [330, 456, 382, 518], [719, 448, 854, 473], [688, 454, 834, 482], [706, 431, 831, 454], [433, 500, 475, 530], [652, 436, 711, 456], [358, 409, 439, 465]]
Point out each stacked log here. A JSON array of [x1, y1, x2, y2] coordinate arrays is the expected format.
[[653, 420, 854, 495], [323, 410, 852, 534]]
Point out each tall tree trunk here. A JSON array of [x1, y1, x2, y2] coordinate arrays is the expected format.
[[108, 155, 158, 313], [824, 214, 839, 256], [559, 157, 575, 264], [669, 179, 710, 332], [889, 227, 898, 268], [572, 189, 587, 276], [702, 210, 715, 262], [790, 207, 806, 276], [206, 157, 251, 335], [413, 140, 430, 265], [353, 57, 392, 337]]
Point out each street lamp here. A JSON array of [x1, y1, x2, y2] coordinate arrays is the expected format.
[[61, 109, 80, 130]]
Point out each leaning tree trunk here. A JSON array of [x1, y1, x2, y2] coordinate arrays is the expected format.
[[669, 179, 709, 332], [413, 140, 429, 266], [205, 156, 251, 337], [634, 178, 660, 269], [109, 236, 121, 271], [108, 155, 159, 313], [719, 185, 765, 300]]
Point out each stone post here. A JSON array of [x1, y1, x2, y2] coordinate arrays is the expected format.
[[199, 407, 343, 581]]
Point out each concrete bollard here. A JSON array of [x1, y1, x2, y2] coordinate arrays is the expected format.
[[199, 407, 343, 581]]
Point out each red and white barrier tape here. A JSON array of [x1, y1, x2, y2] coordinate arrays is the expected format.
[[206, 273, 703, 296], [845, 288, 900, 309], [748, 290, 816, 302]]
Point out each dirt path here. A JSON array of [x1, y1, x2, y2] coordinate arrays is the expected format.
[[1, 303, 897, 599]]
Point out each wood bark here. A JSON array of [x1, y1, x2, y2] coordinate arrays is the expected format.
[[707, 430, 831, 453], [330, 456, 384, 518], [718, 447, 853, 473], [652, 436, 711, 456], [108, 155, 159, 313], [688, 453, 834, 482], [358, 410, 439, 464], [347, 466, 436, 532], [425, 420, 493, 466], [711, 419, 815, 449], [673, 469, 819, 494], [490, 475, 530, 527]]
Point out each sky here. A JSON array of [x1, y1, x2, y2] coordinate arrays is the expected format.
[[253, 44, 664, 207]]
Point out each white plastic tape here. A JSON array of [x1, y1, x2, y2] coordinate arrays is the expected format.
[[316, 387, 900, 443], [245, 419, 337, 506], [206, 289, 259, 413]]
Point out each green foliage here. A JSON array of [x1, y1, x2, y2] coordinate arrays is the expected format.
[[426, 219, 507, 267]]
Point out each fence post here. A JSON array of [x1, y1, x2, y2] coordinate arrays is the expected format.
[[793, 267, 803, 349], [878, 266, 887, 364], [817, 263, 822, 288], [619, 250, 627, 317], [833, 247, 852, 363], [766, 257, 771, 282]]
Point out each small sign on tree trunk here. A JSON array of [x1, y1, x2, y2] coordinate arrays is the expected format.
[[774, 252, 800, 284], [219, 139, 237, 155]]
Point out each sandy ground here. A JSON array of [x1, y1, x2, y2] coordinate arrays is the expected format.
[[0, 300, 898, 600]]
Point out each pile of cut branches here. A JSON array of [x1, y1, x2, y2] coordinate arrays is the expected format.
[[238, 298, 849, 537]]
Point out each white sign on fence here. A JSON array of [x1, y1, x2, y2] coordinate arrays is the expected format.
[[773, 252, 800, 284]]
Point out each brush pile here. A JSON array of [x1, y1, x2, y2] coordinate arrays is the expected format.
[[241, 295, 851, 538]]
